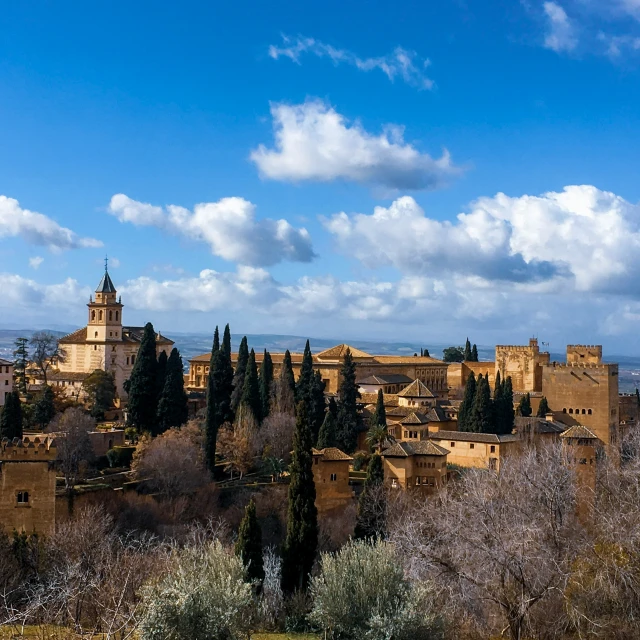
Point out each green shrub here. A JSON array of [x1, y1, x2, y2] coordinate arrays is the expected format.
[[106, 445, 136, 468], [352, 451, 369, 471]]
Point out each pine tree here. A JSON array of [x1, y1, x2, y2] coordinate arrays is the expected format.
[[537, 396, 550, 417], [316, 410, 337, 449], [354, 453, 385, 539], [230, 336, 249, 413], [518, 392, 532, 417], [241, 348, 261, 422], [372, 389, 386, 428], [126, 323, 158, 433], [157, 348, 188, 434], [470, 374, 493, 433], [235, 498, 264, 584], [502, 376, 515, 433], [259, 349, 274, 421], [464, 338, 472, 361], [0, 391, 23, 440], [12, 337, 29, 396], [458, 373, 476, 432], [281, 402, 318, 593], [336, 349, 360, 453], [155, 350, 168, 403], [471, 344, 479, 362], [33, 385, 55, 429]]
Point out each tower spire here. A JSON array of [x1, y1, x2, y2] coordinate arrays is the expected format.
[[105, 254, 109, 273]]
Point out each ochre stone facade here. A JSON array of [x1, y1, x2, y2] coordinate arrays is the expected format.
[[429, 431, 521, 472], [312, 447, 354, 513], [0, 436, 56, 536], [0, 358, 12, 406], [382, 440, 449, 493], [495, 338, 550, 393]]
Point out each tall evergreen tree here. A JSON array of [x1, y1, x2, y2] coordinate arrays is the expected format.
[[464, 338, 472, 361], [501, 376, 515, 433], [354, 453, 386, 539], [204, 368, 218, 476], [218, 325, 235, 424], [212, 326, 220, 353], [309, 370, 326, 444], [281, 349, 296, 400], [33, 385, 56, 430], [222, 324, 231, 360], [155, 350, 168, 403], [371, 389, 386, 428], [0, 391, 23, 440], [259, 349, 274, 421], [296, 340, 314, 405], [336, 349, 360, 453], [327, 396, 338, 419], [235, 498, 265, 584], [471, 344, 479, 362], [157, 348, 188, 434], [127, 323, 158, 433], [537, 396, 550, 417], [281, 402, 318, 593], [457, 372, 476, 432], [241, 348, 261, 422], [493, 371, 504, 434], [12, 337, 29, 396], [423, 347, 430, 357], [316, 410, 337, 449], [420, 348, 423, 357], [470, 374, 493, 433], [230, 336, 249, 413], [518, 392, 533, 417]]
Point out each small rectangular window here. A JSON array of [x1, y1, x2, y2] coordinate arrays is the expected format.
[[490, 445, 496, 453], [450, 442, 455, 447], [470, 443, 475, 449], [330, 473, 337, 481], [16, 491, 29, 504]]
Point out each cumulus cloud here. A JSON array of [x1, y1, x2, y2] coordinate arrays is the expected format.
[[543, 2, 578, 52], [0, 273, 89, 313], [0, 196, 102, 251], [29, 256, 44, 270], [268, 35, 434, 90], [250, 100, 460, 190], [323, 186, 640, 293], [107, 194, 315, 267]]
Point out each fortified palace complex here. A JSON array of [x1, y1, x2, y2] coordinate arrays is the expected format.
[[0, 266, 634, 535]]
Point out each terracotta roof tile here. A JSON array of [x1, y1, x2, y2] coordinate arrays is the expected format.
[[429, 430, 520, 444], [397, 379, 436, 398], [383, 440, 449, 457], [316, 344, 372, 359], [312, 447, 353, 461], [560, 425, 599, 440]]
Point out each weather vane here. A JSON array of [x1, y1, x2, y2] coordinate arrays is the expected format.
[[104, 254, 108, 272]]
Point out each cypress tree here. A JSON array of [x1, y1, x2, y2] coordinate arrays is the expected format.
[[502, 376, 515, 433], [241, 348, 261, 422], [219, 325, 235, 423], [155, 350, 168, 403], [316, 410, 337, 449], [281, 402, 318, 593], [420, 348, 423, 357], [464, 338, 472, 361], [327, 396, 338, 419], [471, 344, 479, 362], [222, 324, 231, 360], [537, 396, 550, 417], [231, 336, 249, 412], [518, 392, 532, 417], [296, 340, 314, 405], [281, 350, 296, 400], [423, 348, 430, 357], [0, 391, 23, 440], [212, 326, 220, 353], [204, 367, 218, 475], [335, 348, 360, 453], [493, 371, 503, 434], [235, 498, 265, 584], [33, 385, 55, 430], [126, 322, 158, 433], [458, 372, 476, 432], [354, 453, 385, 539], [259, 349, 274, 421], [470, 374, 492, 433], [13, 337, 29, 396], [157, 348, 188, 434], [309, 370, 326, 444], [372, 389, 386, 428]]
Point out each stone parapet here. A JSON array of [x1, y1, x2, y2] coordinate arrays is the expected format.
[[0, 436, 56, 461]]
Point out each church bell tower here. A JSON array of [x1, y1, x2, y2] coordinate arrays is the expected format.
[[87, 258, 123, 343]]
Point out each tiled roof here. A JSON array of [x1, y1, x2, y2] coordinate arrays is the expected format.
[[425, 406, 448, 422], [49, 371, 90, 382], [0, 358, 13, 366], [96, 270, 117, 293], [357, 374, 413, 385], [429, 430, 520, 444], [373, 355, 443, 364], [59, 327, 88, 344], [316, 344, 372, 359], [397, 379, 435, 398], [383, 440, 449, 458], [386, 405, 420, 418], [400, 411, 430, 425], [514, 417, 566, 434], [312, 447, 353, 461], [360, 393, 398, 406], [60, 326, 173, 345], [560, 425, 599, 440]]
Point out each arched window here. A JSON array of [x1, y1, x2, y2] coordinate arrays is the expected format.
[[91, 310, 96, 321], [582, 409, 586, 414], [99, 310, 103, 321], [569, 408, 573, 414], [588, 409, 592, 415], [94, 331, 98, 338], [131, 355, 135, 364], [109, 311, 112, 321], [563, 408, 567, 413], [115, 311, 119, 321]]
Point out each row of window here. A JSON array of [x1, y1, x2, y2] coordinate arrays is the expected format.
[[94, 331, 119, 338], [449, 442, 497, 454], [416, 461, 446, 469], [563, 408, 593, 415], [415, 477, 436, 487], [91, 310, 120, 322]]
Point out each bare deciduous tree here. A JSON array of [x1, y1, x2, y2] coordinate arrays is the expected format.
[[218, 405, 260, 480], [257, 411, 295, 462], [30, 331, 65, 385]]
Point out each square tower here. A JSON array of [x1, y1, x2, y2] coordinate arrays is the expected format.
[[87, 267, 123, 343]]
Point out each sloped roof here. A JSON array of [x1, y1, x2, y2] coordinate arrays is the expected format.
[[383, 440, 449, 458], [312, 447, 353, 461], [400, 411, 430, 425], [397, 379, 435, 398], [96, 270, 117, 293], [514, 417, 566, 435], [360, 393, 399, 407], [316, 344, 372, 359], [560, 425, 599, 440], [425, 406, 448, 422], [358, 374, 413, 385], [0, 358, 13, 366], [59, 327, 87, 344], [429, 430, 520, 444]]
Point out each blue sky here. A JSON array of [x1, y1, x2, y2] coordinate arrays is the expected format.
[[2, 0, 640, 350]]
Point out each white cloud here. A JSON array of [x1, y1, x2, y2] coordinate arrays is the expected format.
[[323, 186, 640, 293], [543, 2, 578, 52], [0, 273, 89, 314], [268, 35, 434, 90], [29, 256, 44, 270], [107, 194, 315, 267], [598, 32, 640, 57], [0, 195, 102, 251], [250, 100, 460, 190]]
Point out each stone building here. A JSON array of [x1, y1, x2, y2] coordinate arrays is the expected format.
[[0, 436, 56, 536], [188, 343, 449, 397], [0, 358, 12, 406], [382, 440, 449, 493], [495, 338, 550, 393], [56, 266, 173, 400], [312, 447, 354, 513], [560, 425, 601, 517]]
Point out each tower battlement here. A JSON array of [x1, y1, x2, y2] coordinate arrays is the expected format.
[[0, 436, 56, 461], [566, 345, 602, 364], [546, 361, 615, 372]]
